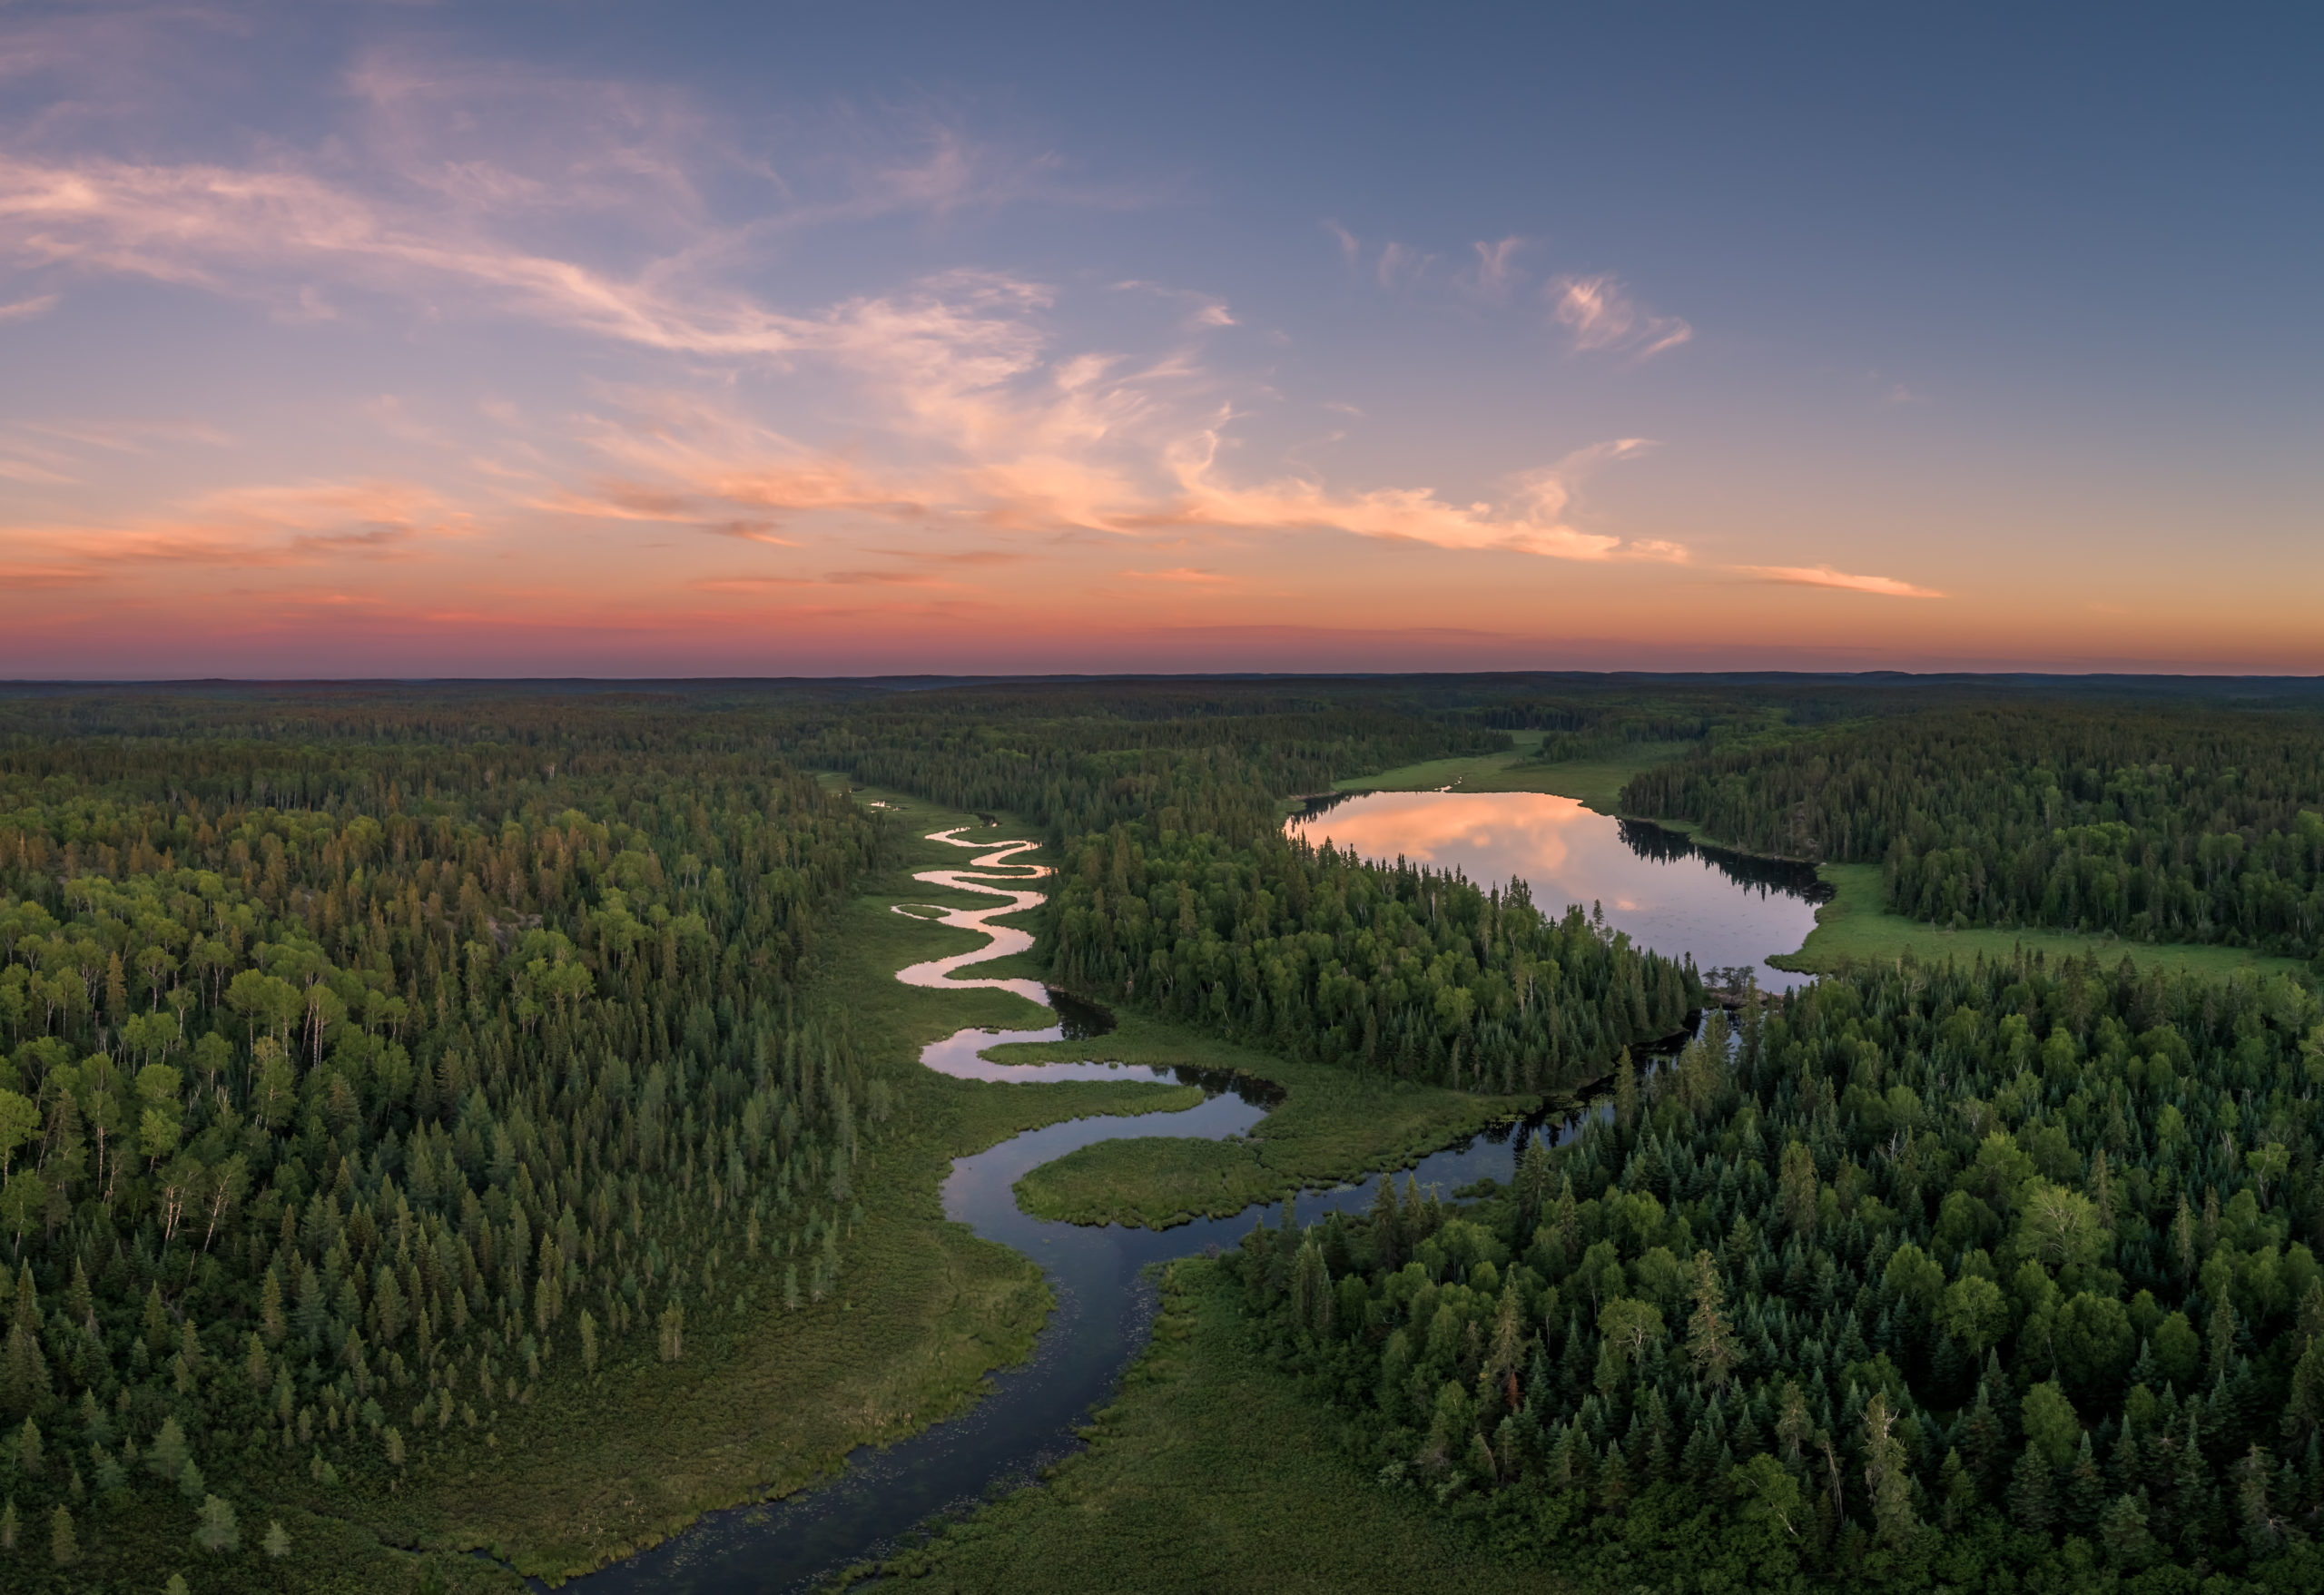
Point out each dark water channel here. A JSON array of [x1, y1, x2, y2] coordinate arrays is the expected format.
[[559, 826, 1702, 1593]]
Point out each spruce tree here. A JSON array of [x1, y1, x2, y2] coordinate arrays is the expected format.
[[2009, 1442, 2057, 1533]]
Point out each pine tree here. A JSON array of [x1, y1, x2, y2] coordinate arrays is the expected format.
[[2236, 1443, 2283, 1555], [141, 1283, 171, 1354], [2170, 1194, 2196, 1276], [1861, 1392, 1916, 1548], [1369, 1174, 1403, 1273], [265, 1519, 291, 1558], [260, 1267, 286, 1345], [0, 1312, 49, 1421], [1687, 1250, 1738, 1391], [2067, 1431, 2106, 1532], [15, 1417, 39, 1476], [147, 1414, 192, 1483], [64, 1259, 93, 1329], [1613, 1051, 1639, 1135], [2099, 1490, 2156, 1570], [0, 1495, 15, 1551], [2009, 1442, 2057, 1534], [1936, 1447, 1976, 1531], [579, 1309, 598, 1374], [1515, 1136, 1552, 1234], [48, 1504, 75, 1567]]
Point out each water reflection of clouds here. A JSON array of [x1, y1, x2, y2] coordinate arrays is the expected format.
[[1289, 791, 1821, 991], [1294, 790, 1587, 872]]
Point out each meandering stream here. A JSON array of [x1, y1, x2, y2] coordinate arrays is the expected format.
[[566, 826, 1650, 1593]]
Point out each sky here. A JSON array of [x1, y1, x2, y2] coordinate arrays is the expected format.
[[1, 1, 2319, 678]]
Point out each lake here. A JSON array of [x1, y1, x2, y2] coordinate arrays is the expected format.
[[1289, 789, 1827, 991]]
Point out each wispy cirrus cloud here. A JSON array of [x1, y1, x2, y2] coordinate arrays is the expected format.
[[1321, 222, 1435, 290], [1124, 566, 1229, 584], [1465, 236, 1524, 301], [1140, 428, 1680, 561], [0, 292, 56, 320], [0, 31, 1705, 626], [1548, 273, 1692, 359], [3, 478, 466, 576], [1114, 280, 1236, 329], [1732, 564, 1945, 598], [0, 561, 94, 588]]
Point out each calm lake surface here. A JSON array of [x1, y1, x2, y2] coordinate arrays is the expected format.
[[1290, 790, 1827, 991], [566, 813, 1778, 1593]]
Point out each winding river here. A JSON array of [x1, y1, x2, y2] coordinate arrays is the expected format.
[[566, 826, 1648, 1593]]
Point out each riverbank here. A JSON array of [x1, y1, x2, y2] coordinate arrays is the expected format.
[[870, 1259, 1563, 1595], [999, 1011, 1536, 1227], [383, 793, 1203, 1581], [420, 784, 1554, 1585]]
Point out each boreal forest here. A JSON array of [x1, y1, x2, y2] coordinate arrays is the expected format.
[[0, 675, 2320, 1595]]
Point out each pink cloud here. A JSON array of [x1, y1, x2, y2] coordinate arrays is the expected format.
[[1732, 564, 1945, 598], [1123, 566, 1229, 584], [1548, 273, 1692, 359]]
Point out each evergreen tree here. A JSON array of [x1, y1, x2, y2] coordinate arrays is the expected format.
[[192, 1492, 239, 1553], [1686, 1250, 1738, 1391]]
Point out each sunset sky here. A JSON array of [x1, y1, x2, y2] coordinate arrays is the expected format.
[[2, 3, 2319, 677]]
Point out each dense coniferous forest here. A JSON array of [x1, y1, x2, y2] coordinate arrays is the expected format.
[[0, 713, 889, 1587], [1621, 706, 2324, 963], [1237, 953, 2324, 1590], [1047, 831, 1698, 1094]]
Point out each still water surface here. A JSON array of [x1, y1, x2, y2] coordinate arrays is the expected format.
[[565, 822, 1710, 1593], [1291, 790, 1827, 991]]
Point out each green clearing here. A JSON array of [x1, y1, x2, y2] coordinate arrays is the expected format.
[[376, 790, 1203, 1581], [996, 1011, 1535, 1226], [1772, 861, 2312, 981], [870, 1260, 1561, 1595], [1327, 735, 1695, 813]]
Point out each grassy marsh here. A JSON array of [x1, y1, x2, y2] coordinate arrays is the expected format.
[[872, 1260, 1562, 1595], [997, 1012, 1533, 1227], [1772, 860, 2310, 981]]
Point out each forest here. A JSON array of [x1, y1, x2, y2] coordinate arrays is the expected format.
[[1, 674, 2320, 1593], [1235, 952, 2324, 1590], [0, 704, 891, 1589], [1620, 704, 2324, 963], [1045, 828, 1699, 1095]]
